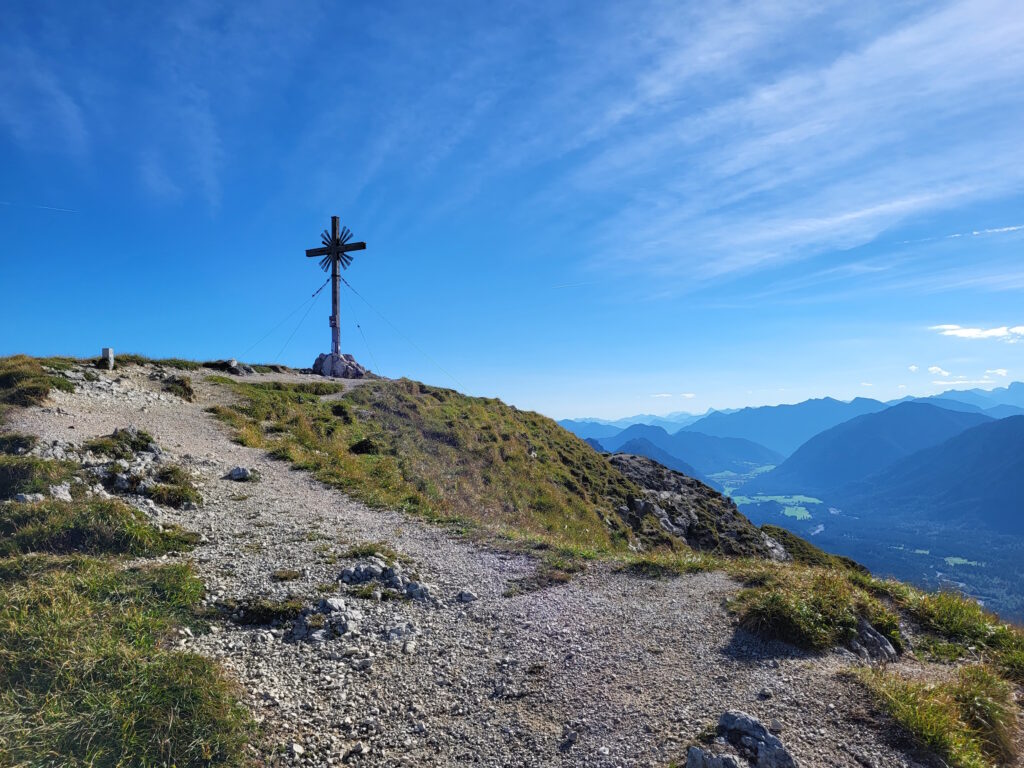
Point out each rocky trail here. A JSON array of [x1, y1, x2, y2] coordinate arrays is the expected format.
[[7, 366, 938, 767]]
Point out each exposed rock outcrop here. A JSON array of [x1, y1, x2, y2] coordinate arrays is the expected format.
[[313, 352, 367, 379], [609, 454, 789, 560]]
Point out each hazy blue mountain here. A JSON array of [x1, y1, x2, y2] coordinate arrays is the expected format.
[[558, 419, 627, 440], [598, 424, 781, 477], [838, 416, 1024, 534], [612, 437, 711, 486], [558, 410, 717, 439], [905, 397, 986, 414], [740, 403, 992, 496], [985, 403, 1024, 418], [934, 382, 1024, 409], [583, 437, 604, 452], [682, 397, 887, 456]]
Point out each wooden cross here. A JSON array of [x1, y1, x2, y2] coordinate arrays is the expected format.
[[305, 216, 366, 357]]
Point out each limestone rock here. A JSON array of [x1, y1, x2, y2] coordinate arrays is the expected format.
[[717, 710, 797, 768], [848, 617, 899, 663], [312, 352, 367, 379]]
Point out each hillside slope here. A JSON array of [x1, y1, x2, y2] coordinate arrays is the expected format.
[[683, 397, 886, 456], [741, 402, 992, 496], [839, 415, 1024, 534]]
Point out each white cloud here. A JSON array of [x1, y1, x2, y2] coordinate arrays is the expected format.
[[930, 324, 1024, 341], [935, 378, 994, 386], [680, 392, 696, 399], [898, 384, 907, 389], [650, 393, 672, 398], [908, 364, 919, 372], [986, 368, 1009, 377], [928, 366, 951, 377], [860, 382, 873, 387]]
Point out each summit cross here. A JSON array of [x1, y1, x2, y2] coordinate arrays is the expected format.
[[305, 216, 366, 356]]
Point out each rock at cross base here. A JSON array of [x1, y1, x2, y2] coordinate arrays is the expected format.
[[313, 352, 368, 379]]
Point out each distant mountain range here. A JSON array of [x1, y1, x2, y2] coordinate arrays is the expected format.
[[597, 423, 781, 480], [739, 402, 993, 496], [680, 397, 889, 456], [560, 383, 1024, 620], [838, 415, 1024, 534]]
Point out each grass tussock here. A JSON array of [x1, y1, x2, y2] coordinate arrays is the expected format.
[[210, 378, 652, 557], [83, 428, 157, 460], [0, 559, 253, 766], [0, 498, 199, 557], [271, 568, 301, 582], [0, 455, 78, 498], [731, 563, 901, 652], [163, 374, 196, 402], [0, 432, 36, 455], [858, 665, 1017, 768], [224, 597, 304, 625], [147, 463, 202, 509], [342, 541, 407, 565], [614, 549, 721, 579], [0, 355, 75, 415], [859, 577, 1024, 682]]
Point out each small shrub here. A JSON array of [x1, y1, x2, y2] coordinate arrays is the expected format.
[[163, 375, 196, 402], [148, 483, 202, 509], [226, 597, 303, 625], [271, 569, 301, 582]]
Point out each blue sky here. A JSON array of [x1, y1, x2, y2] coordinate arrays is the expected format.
[[2, 0, 1024, 419]]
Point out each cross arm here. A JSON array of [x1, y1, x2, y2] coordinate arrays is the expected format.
[[306, 246, 331, 257], [339, 242, 366, 253]]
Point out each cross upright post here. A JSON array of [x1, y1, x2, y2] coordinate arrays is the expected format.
[[304, 215, 367, 362], [330, 216, 341, 356]]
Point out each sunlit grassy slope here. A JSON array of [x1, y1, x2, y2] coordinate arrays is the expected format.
[[210, 377, 677, 555]]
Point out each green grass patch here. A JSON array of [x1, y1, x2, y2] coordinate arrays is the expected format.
[[210, 378, 659, 558], [83, 428, 157, 460], [0, 558, 253, 766], [342, 541, 406, 564], [731, 564, 901, 652], [0, 455, 78, 498], [271, 569, 301, 582], [163, 374, 196, 402], [146, 464, 202, 509], [858, 665, 1017, 768], [614, 549, 721, 578], [0, 433, 36, 455], [0, 498, 199, 557], [0, 355, 75, 415]]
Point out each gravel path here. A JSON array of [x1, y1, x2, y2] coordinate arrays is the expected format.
[[8, 366, 938, 768]]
